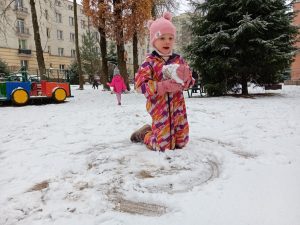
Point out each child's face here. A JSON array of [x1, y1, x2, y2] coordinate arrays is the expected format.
[[153, 33, 175, 55]]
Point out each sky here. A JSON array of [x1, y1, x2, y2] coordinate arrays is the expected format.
[[0, 84, 300, 225], [177, 0, 192, 14], [72, 0, 193, 15]]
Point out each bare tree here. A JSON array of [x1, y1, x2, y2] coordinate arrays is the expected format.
[[73, 0, 84, 89], [125, 0, 152, 75], [0, 0, 14, 42], [1, 0, 46, 76], [83, 0, 110, 90], [113, 0, 129, 90], [151, 0, 179, 18], [29, 0, 46, 77]]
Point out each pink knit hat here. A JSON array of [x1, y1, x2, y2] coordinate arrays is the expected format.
[[147, 12, 176, 47]]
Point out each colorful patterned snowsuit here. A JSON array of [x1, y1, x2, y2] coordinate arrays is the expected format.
[[135, 51, 191, 151]]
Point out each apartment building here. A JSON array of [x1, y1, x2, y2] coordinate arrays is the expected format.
[[290, 1, 300, 82], [173, 13, 192, 56], [0, 0, 148, 79], [0, 0, 95, 74]]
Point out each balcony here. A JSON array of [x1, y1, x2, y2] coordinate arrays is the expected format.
[[13, 6, 29, 17], [18, 49, 32, 55], [15, 26, 30, 37]]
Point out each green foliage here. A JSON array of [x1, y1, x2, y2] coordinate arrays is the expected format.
[[80, 31, 101, 80], [0, 58, 10, 76], [68, 61, 79, 85], [185, 0, 298, 95], [107, 42, 117, 65], [205, 82, 227, 97]]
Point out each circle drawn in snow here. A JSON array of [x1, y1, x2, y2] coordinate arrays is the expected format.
[[130, 156, 219, 194], [88, 141, 220, 195]]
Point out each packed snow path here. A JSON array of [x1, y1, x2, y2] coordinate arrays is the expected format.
[[0, 85, 299, 225]]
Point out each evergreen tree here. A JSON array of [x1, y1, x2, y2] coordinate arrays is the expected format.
[[0, 58, 9, 76], [186, 0, 298, 95], [68, 61, 79, 85], [80, 31, 101, 81]]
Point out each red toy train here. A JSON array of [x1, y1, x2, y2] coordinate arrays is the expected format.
[[0, 69, 72, 106]]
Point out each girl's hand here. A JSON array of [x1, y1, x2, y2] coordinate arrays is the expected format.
[[176, 64, 194, 89], [176, 64, 191, 83], [157, 79, 183, 95]]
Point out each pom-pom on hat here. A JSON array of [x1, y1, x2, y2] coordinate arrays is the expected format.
[[113, 67, 120, 76], [147, 12, 176, 47]]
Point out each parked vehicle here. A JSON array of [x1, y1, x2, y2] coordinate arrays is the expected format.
[[6, 73, 40, 82], [0, 70, 72, 106]]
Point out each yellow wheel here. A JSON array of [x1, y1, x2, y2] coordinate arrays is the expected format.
[[11, 89, 29, 106], [52, 88, 67, 103]]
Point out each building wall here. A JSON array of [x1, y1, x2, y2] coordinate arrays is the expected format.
[[173, 13, 191, 56], [0, 0, 148, 79], [291, 2, 300, 80], [0, 0, 91, 72], [0, 1, 190, 80]]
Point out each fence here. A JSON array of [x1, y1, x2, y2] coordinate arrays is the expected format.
[[8, 67, 73, 83]]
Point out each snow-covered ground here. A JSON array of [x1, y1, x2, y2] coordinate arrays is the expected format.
[[0, 84, 300, 225]]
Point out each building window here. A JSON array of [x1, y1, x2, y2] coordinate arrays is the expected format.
[[46, 28, 50, 38], [16, 18, 25, 33], [18, 39, 27, 49], [48, 46, 51, 54], [58, 48, 64, 56], [94, 32, 99, 41], [70, 33, 75, 42], [56, 13, 62, 23], [68, 5, 73, 10], [20, 60, 28, 69], [69, 16, 74, 26], [59, 64, 65, 71], [15, 0, 24, 9], [45, 9, 48, 20], [55, 0, 61, 7], [71, 49, 76, 58], [81, 20, 86, 29], [57, 30, 63, 40]]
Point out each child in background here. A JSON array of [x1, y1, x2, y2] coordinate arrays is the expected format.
[[130, 12, 194, 151], [92, 79, 99, 89], [107, 67, 127, 105]]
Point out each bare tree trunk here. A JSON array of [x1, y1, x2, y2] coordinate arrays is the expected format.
[[0, 1, 15, 40], [151, 4, 156, 18], [98, 26, 109, 90], [73, 0, 84, 90], [116, 38, 129, 90], [132, 32, 139, 75], [29, 0, 46, 78], [113, 0, 130, 90], [241, 75, 248, 95]]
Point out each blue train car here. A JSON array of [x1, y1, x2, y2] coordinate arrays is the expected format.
[[0, 81, 31, 105]]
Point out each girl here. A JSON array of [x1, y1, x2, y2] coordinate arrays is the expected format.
[[130, 12, 194, 151], [107, 67, 127, 105]]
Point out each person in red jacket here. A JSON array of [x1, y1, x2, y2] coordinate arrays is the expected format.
[[107, 67, 127, 105]]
